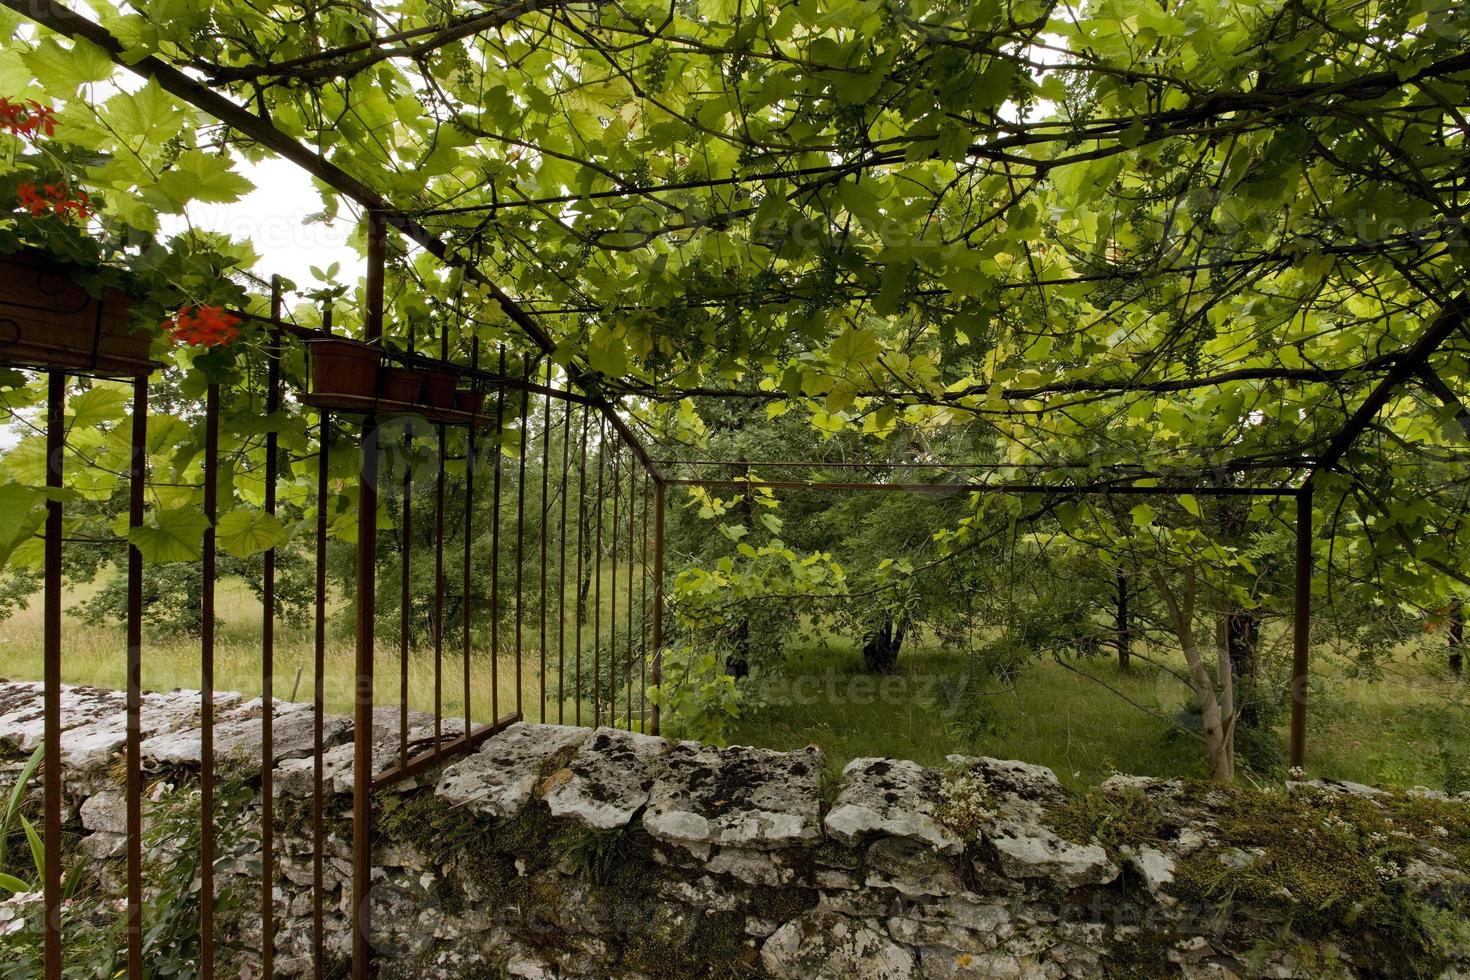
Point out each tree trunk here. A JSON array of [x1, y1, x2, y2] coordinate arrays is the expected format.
[[1224, 606, 1261, 725], [1451, 600, 1464, 676], [861, 613, 904, 673], [727, 618, 751, 679], [1114, 569, 1131, 672], [1150, 566, 1235, 782]]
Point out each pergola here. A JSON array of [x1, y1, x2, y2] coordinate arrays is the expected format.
[[3, 1, 1468, 978]]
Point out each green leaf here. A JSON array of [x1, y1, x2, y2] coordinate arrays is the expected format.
[[151, 150, 255, 209], [67, 386, 129, 429], [216, 506, 289, 559], [0, 872, 29, 893], [1179, 494, 1201, 518], [1130, 503, 1157, 528], [128, 505, 209, 563], [828, 326, 881, 374], [21, 814, 43, 880], [588, 327, 629, 376]]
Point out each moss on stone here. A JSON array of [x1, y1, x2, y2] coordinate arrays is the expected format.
[[1100, 929, 1178, 978], [1170, 783, 1465, 977], [622, 907, 764, 979], [1043, 786, 1171, 856]]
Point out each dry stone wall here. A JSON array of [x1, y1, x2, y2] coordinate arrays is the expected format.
[[2, 681, 1469, 979]]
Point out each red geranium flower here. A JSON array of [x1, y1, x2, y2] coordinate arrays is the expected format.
[[15, 181, 92, 221], [0, 98, 57, 139], [164, 304, 243, 347], [16, 182, 48, 216]]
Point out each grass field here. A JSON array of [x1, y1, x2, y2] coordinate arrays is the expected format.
[[722, 639, 1470, 790], [0, 574, 645, 732], [2, 576, 1465, 791]]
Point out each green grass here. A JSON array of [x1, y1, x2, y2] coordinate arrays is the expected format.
[[2, 576, 1465, 791], [719, 640, 1469, 791], [0, 571, 651, 732]]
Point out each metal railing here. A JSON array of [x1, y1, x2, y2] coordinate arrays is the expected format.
[[6, 260, 665, 979]]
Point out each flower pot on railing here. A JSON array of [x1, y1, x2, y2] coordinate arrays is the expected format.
[[379, 366, 424, 404], [454, 389, 486, 417], [306, 337, 381, 399], [421, 367, 458, 409], [0, 248, 154, 375]]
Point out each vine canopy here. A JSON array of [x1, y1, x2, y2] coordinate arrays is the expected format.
[[0, 0, 1467, 572]]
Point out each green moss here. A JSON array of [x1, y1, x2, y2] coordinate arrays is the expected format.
[[1044, 787, 1171, 857], [552, 824, 640, 886], [1170, 784, 1464, 978], [1100, 929, 1178, 978], [622, 908, 763, 979]]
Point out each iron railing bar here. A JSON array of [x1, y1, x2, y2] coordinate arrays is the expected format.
[[490, 346, 504, 721], [125, 376, 146, 979], [368, 711, 521, 791], [434, 421, 447, 754], [662, 478, 1299, 496], [400, 429, 413, 770], [626, 450, 635, 731], [201, 381, 220, 980], [650, 478, 665, 737], [260, 278, 282, 979], [575, 405, 589, 728], [42, 370, 63, 980], [312, 409, 329, 980], [610, 442, 619, 729], [594, 415, 605, 726], [539, 364, 551, 723], [640, 467, 650, 733], [558, 399, 571, 724], [515, 357, 531, 719], [350, 209, 386, 980]]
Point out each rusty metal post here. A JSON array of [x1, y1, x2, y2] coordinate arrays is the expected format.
[[201, 381, 220, 980], [42, 370, 63, 980], [261, 277, 281, 978], [650, 477, 665, 736], [352, 209, 387, 980], [124, 377, 147, 979], [312, 410, 329, 980], [1289, 483, 1313, 770]]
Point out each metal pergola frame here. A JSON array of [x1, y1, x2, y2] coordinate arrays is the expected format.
[[7, 4, 1470, 979]]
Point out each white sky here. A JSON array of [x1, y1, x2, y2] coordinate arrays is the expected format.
[[159, 156, 367, 291]]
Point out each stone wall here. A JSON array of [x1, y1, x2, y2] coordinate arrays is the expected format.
[[2, 680, 1468, 978]]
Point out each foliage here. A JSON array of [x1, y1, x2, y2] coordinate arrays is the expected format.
[[0, 0, 1466, 779], [0, 771, 259, 979], [648, 640, 744, 745]]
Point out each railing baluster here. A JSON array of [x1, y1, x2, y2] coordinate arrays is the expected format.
[[201, 381, 220, 980], [558, 399, 571, 724], [351, 208, 386, 980], [312, 410, 329, 980], [125, 376, 147, 978], [490, 346, 504, 721], [515, 358, 530, 718], [575, 406, 589, 727], [610, 437, 620, 729], [626, 448, 636, 731], [399, 427, 412, 769], [539, 364, 551, 723], [640, 467, 650, 733], [42, 369, 64, 980], [594, 415, 605, 727], [261, 279, 281, 979]]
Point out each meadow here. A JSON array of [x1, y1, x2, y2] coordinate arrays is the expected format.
[[1, 575, 1465, 792]]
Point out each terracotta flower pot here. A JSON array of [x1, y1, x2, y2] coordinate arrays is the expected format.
[[380, 366, 424, 404], [454, 389, 486, 416], [0, 249, 153, 375], [421, 367, 458, 409], [307, 338, 380, 399]]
